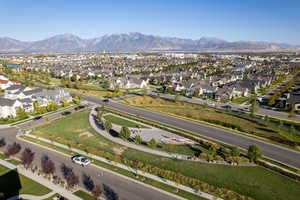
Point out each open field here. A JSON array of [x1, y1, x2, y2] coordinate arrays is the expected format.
[[0, 164, 51, 197], [123, 149, 300, 200], [32, 110, 125, 155], [104, 114, 148, 128], [31, 110, 300, 200], [65, 88, 118, 97], [120, 96, 300, 147], [231, 96, 250, 104]]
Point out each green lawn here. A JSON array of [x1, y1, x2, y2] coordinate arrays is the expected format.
[[0, 164, 51, 198], [123, 149, 300, 200], [232, 96, 250, 104], [0, 153, 21, 165], [103, 114, 148, 128], [73, 190, 96, 200], [151, 144, 202, 156], [33, 110, 124, 154]]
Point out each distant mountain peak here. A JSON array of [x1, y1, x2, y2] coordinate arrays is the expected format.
[[0, 32, 298, 53]]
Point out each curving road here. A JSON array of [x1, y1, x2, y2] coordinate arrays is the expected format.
[[78, 94, 300, 168]]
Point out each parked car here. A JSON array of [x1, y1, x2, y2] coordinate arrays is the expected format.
[[71, 155, 90, 166], [207, 102, 215, 107], [61, 111, 71, 115], [74, 105, 85, 110], [33, 116, 42, 120]]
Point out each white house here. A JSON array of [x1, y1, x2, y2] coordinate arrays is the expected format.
[[0, 98, 23, 118]]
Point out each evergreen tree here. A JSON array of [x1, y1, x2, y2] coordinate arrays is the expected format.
[[247, 144, 262, 162], [134, 135, 142, 144], [148, 138, 157, 148], [119, 126, 131, 140]]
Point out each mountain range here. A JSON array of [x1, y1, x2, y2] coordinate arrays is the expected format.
[[0, 32, 299, 53]]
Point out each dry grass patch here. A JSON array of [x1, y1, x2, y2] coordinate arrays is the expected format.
[[79, 131, 93, 138]]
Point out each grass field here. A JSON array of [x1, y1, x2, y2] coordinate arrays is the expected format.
[[0, 164, 51, 198], [74, 190, 96, 200], [31, 110, 300, 200], [120, 96, 300, 146], [149, 143, 203, 156], [32, 110, 125, 155], [0, 153, 21, 165], [123, 149, 300, 200], [231, 96, 250, 104], [103, 114, 148, 128]]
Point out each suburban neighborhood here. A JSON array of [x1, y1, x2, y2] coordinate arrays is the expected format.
[[1, 1, 300, 200]]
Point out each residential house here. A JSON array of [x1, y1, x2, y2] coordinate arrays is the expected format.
[[0, 98, 23, 118]]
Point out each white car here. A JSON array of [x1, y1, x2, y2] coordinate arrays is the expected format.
[[71, 155, 91, 166], [207, 102, 215, 107]]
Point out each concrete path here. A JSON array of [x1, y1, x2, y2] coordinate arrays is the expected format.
[[0, 159, 82, 200], [8, 191, 56, 200]]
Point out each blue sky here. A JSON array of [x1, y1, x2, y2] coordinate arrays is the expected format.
[[1, 0, 299, 44]]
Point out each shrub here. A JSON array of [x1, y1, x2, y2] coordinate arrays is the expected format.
[[119, 126, 131, 140], [104, 120, 112, 132], [134, 135, 142, 144], [247, 144, 262, 162], [148, 138, 157, 148]]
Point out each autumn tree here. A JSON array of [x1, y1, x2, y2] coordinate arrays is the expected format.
[[16, 107, 28, 119], [5, 142, 21, 157], [21, 148, 35, 168], [72, 95, 81, 104], [41, 155, 56, 175], [60, 98, 69, 107], [92, 185, 102, 199]]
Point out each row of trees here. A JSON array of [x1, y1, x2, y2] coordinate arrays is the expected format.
[[0, 138, 112, 199]]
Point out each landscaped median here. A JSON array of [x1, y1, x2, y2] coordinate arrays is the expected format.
[[23, 110, 300, 200], [119, 96, 300, 151]]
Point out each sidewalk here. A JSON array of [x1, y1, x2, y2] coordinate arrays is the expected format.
[[0, 159, 82, 200], [21, 133, 223, 200]]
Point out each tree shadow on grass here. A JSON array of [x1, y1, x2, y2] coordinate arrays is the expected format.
[[0, 169, 21, 200]]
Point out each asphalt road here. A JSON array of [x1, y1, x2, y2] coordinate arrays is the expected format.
[[79, 94, 300, 168], [0, 109, 181, 200]]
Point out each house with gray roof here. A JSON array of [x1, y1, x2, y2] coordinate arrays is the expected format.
[[0, 98, 23, 118]]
